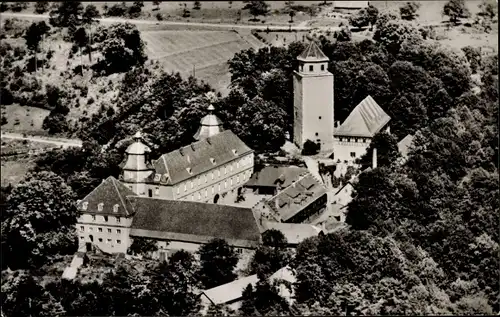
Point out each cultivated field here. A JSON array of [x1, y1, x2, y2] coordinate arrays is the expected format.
[[142, 30, 263, 94], [1, 104, 50, 135]]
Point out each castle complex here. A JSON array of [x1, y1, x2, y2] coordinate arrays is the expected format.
[[75, 41, 391, 257]]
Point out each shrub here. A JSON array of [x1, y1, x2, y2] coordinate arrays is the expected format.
[[301, 139, 320, 156], [87, 97, 95, 105], [1, 88, 14, 105]]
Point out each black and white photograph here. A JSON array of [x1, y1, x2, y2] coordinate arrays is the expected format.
[[0, 0, 498, 316]]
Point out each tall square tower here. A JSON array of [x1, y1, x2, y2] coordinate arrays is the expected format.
[[293, 41, 334, 152]]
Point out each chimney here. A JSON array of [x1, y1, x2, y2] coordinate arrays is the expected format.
[[372, 148, 377, 169], [191, 144, 195, 151], [335, 121, 341, 128], [179, 148, 184, 156], [206, 137, 211, 145]]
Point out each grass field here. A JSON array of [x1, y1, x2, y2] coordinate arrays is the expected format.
[[142, 30, 262, 94], [0, 158, 35, 187], [1, 104, 50, 135]]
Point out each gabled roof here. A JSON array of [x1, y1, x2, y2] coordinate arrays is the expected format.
[[335, 95, 391, 138], [201, 266, 295, 306], [398, 134, 414, 160], [264, 173, 327, 222], [154, 130, 253, 185], [77, 176, 136, 216], [128, 197, 261, 248], [261, 221, 322, 245], [297, 40, 329, 62], [245, 165, 308, 188]]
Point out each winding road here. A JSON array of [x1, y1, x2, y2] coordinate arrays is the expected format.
[[1, 132, 82, 148], [0, 12, 313, 31]]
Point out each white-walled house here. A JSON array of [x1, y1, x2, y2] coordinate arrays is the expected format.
[[333, 95, 391, 163], [120, 106, 254, 204], [76, 176, 137, 254]]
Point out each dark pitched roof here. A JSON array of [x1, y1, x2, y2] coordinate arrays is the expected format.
[[128, 197, 261, 248], [265, 173, 327, 222], [297, 40, 329, 62], [153, 130, 253, 185], [335, 96, 391, 138], [77, 176, 136, 216], [245, 165, 308, 188]]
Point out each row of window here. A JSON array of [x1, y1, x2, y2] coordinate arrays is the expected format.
[[90, 215, 121, 223], [338, 137, 368, 143], [300, 64, 326, 72], [177, 161, 251, 194], [82, 202, 122, 213], [80, 226, 122, 234], [182, 171, 250, 201], [80, 236, 121, 244]]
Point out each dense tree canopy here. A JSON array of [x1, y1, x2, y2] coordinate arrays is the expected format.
[[197, 238, 239, 289], [2, 171, 78, 269]]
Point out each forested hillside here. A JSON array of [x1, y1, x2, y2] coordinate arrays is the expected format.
[[1, 4, 498, 316]]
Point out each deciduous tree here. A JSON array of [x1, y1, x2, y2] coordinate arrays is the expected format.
[[399, 1, 421, 21], [198, 238, 239, 289], [442, 0, 470, 24], [243, 0, 270, 21]]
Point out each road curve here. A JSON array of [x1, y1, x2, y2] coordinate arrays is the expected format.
[[0, 12, 312, 31]]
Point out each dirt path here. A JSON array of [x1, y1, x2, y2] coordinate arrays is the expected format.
[[1, 12, 312, 31], [1, 132, 82, 148]]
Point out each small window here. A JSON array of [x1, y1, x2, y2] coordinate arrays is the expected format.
[[198, 192, 201, 200], [154, 173, 161, 182], [113, 204, 119, 213], [177, 187, 180, 194], [117, 229, 121, 234], [98, 203, 104, 211], [319, 116, 322, 120], [321, 64, 325, 71], [237, 175, 240, 183], [107, 239, 112, 244], [155, 187, 160, 195], [205, 189, 208, 197], [205, 175, 207, 183], [218, 169, 221, 177], [89, 227, 93, 232], [116, 217, 121, 223], [108, 228, 112, 233], [184, 184, 187, 192], [315, 132, 319, 136], [80, 226, 84, 232], [190, 181, 193, 189], [92, 215, 96, 221], [82, 202, 88, 211], [80, 236, 84, 240], [339, 137, 343, 142], [117, 240, 121, 244], [98, 228, 103, 232], [128, 186, 132, 190], [309, 65, 313, 72], [237, 161, 239, 169], [98, 238, 103, 242], [243, 173, 246, 181], [104, 216, 108, 222], [211, 172, 214, 180], [350, 152, 356, 158]]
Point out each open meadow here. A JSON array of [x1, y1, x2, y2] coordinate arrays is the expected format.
[[142, 29, 264, 94]]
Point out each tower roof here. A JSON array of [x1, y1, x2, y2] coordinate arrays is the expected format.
[[126, 131, 151, 155], [194, 104, 224, 141], [297, 40, 329, 62], [334, 96, 391, 138]]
